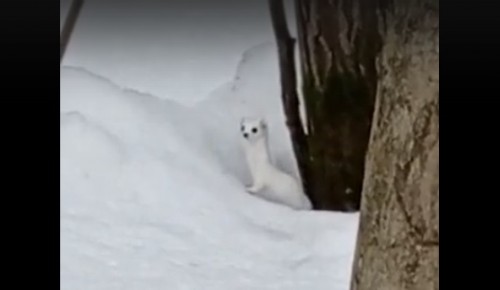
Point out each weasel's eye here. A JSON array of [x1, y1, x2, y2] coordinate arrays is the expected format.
[[252, 128, 258, 134]]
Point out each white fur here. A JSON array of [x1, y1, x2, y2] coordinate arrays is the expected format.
[[240, 117, 312, 210]]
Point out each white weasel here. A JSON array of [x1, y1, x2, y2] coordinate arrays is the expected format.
[[240, 117, 312, 210]]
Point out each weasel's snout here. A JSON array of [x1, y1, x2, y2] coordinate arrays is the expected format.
[[243, 133, 249, 138]]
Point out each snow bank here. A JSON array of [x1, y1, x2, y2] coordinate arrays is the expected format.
[[198, 42, 300, 180], [61, 43, 359, 290], [62, 0, 278, 106]]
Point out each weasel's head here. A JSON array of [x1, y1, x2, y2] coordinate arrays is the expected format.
[[240, 117, 267, 144]]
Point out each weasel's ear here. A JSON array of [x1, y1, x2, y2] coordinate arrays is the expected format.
[[240, 117, 246, 128]]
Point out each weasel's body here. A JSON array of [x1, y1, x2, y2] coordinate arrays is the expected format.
[[240, 117, 312, 210]]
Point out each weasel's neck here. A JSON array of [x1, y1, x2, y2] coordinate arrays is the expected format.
[[247, 138, 271, 164]]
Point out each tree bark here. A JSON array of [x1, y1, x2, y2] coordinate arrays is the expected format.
[[268, 0, 312, 203], [350, 1, 439, 289], [294, 0, 381, 211]]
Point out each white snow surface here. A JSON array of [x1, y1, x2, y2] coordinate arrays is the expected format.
[[61, 0, 298, 106], [61, 42, 359, 290]]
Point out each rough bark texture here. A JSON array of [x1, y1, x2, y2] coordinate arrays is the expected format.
[[268, 0, 311, 200], [350, 1, 439, 290], [295, 0, 381, 211]]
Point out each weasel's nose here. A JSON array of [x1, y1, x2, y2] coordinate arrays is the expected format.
[[243, 133, 249, 138]]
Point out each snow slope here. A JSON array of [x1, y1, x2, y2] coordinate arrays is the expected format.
[[62, 0, 279, 105], [61, 42, 359, 290]]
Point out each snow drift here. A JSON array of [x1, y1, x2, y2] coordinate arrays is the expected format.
[[61, 42, 359, 290]]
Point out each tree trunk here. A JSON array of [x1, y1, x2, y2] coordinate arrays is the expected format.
[[350, 1, 439, 290], [294, 0, 381, 211], [61, 0, 84, 63], [268, 0, 311, 202]]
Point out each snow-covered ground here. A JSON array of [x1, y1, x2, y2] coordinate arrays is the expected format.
[[61, 1, 359, 289]]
